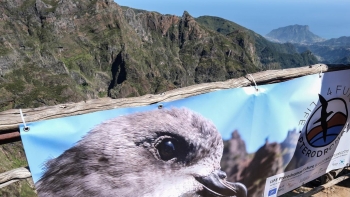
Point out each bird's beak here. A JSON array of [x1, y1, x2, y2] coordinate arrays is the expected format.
[[195, 170, 247, 197]]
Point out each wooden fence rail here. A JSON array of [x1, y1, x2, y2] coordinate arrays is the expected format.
[[2, 63, 349, 134]]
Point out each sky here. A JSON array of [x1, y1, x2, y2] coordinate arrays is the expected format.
[[114, 0, 350, 39]]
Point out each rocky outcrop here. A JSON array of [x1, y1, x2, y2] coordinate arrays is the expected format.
[[239, 142, 283, 196], [221, 131, 251, 182], [222, 130, 298, 197]]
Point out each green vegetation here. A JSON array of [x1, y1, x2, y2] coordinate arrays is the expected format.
[[196, 16, 246, 35], [196, 16, 318, 69], [0, 142, 37, 197], [0, 65, 85, 110], [0, 47, 11, 56]]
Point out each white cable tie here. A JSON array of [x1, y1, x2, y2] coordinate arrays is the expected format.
[[248, 74, 259, 91], [19, 109, 30, 132], [319, 65, 323, 78]]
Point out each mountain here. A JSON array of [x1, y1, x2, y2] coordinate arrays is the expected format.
[[294, 36, 350, 63], [266, 25, 350, 64], [221, 130, 296, 197], [320, 36, 350, 47], [195, 16, 318, 69], [265, 25, 325, 44], [0, 0, 318, 112], [335, 56, 350, 64]]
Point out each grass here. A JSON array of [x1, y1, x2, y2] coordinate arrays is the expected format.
[[0, 65, 85, 109], [0, 141, 37, 195]]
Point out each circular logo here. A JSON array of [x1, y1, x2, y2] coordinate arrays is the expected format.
[[305, 95, 348, 148]]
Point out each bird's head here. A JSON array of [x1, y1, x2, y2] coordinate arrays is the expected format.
[[38, 108, 247, 197]]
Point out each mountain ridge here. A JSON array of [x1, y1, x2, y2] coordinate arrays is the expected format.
[[265, 24, 350, 64], [0, 0, 318, 111], [294, 36, 350, 63]]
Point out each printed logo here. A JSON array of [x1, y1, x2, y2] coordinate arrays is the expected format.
[[268, 188, 277, 196], [306, 95, 348, 147], [297, 94, 349, 158]]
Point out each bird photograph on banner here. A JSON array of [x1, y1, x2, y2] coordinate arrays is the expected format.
[[36, 108, 247, 197]]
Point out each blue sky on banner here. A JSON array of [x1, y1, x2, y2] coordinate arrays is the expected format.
[[114, 0, 350, 39]]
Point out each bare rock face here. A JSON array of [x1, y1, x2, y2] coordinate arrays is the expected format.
[[239, 142, 283, 196], [221, 130, 251, 182], [222, 131, 286, 197]]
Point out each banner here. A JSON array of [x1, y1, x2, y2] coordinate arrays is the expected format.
[[20, 69, 350, 197]]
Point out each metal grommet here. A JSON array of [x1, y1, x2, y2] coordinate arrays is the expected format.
[[19, 109, 30, 132], [23, 126, 30, 132], [158, 104, 163, 109]]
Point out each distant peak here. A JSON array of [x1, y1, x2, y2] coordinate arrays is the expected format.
[[265, 24, 325, 44], [182, 11, 193, 18], [231, 130, 241, 139]]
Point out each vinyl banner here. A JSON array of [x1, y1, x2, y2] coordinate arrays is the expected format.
[[20, 69, 350, 197]]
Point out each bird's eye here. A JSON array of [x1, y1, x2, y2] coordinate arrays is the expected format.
[[156, 139, 177, 161]]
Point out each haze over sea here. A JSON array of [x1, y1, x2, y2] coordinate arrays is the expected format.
[[115, 0, 350, 39]]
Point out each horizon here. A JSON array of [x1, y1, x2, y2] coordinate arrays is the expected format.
[[114, 0, 350, 39]]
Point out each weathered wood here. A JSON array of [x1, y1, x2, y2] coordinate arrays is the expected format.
[[295, 172, 350, 197], [0, 180, 19, 189], [0, 131, 20, 141], [0, 167, 31, 189], [0, 64, 342, 132]]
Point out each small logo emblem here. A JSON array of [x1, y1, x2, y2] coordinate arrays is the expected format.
[[306, 94, 348, 147], [268, 188, 277, 196]]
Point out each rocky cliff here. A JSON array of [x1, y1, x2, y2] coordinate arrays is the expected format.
[[221, 130, 300, 197], [0, 0, 318, 111]]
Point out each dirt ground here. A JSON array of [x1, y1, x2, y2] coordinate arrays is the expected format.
[[288, 181, 350, 197], [282, 168, 350, 197]]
